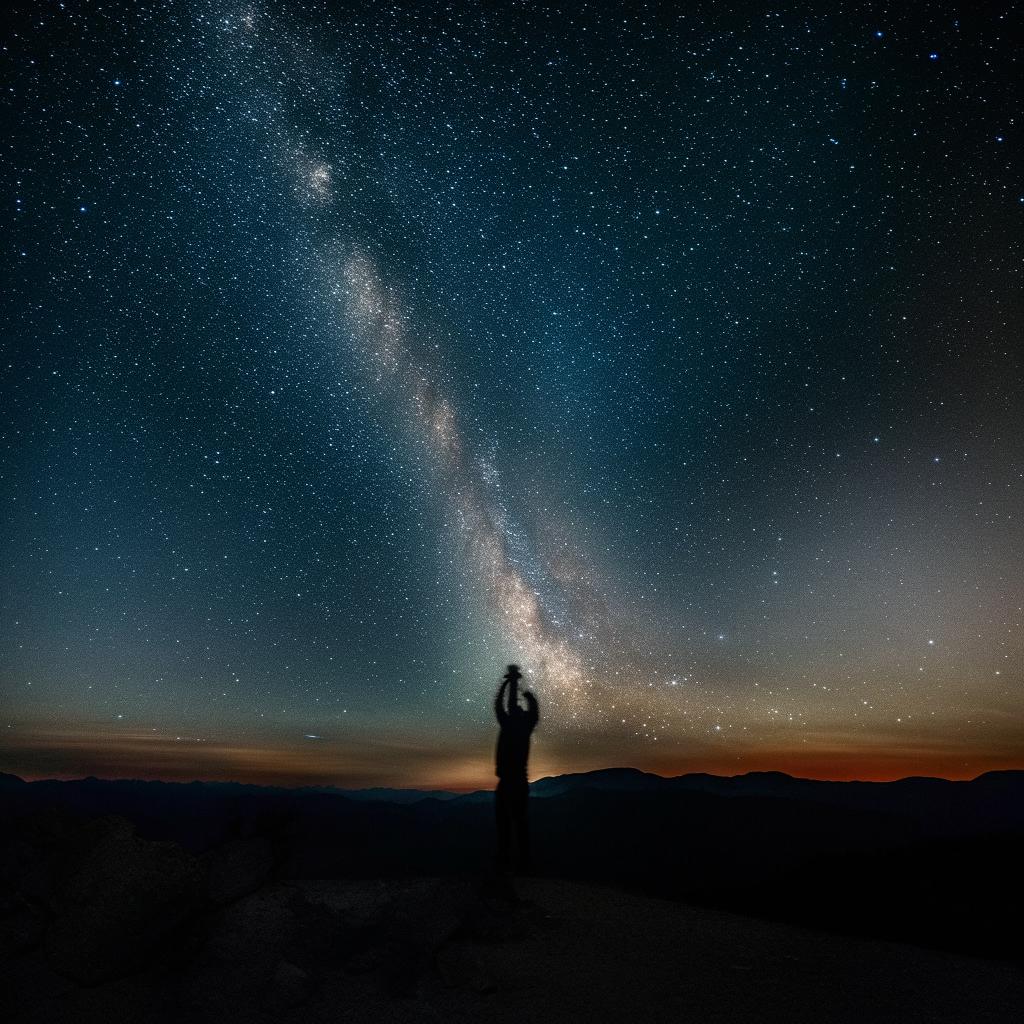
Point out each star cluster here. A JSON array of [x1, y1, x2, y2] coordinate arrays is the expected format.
[[1, 1, 1021, 787]]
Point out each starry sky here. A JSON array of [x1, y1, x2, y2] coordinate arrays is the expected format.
[[2, 1, 1021, 789]]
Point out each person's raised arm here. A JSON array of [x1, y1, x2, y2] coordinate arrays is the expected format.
[[523, 689, 539, 728], [494, 677, 510, 724]]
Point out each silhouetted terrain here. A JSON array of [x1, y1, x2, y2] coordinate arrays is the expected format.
[[1, 769, 1021, 1022], [2, 769, 1022, 955]]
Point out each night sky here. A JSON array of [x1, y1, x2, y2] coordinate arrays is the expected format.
[[2, 2, 1021, 789]]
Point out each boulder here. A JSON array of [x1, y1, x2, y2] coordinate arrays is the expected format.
[[45, 817, 203, 984], [0, 892, 46, 957], [201, 883, 300, 965], [5, 806, 84, 909], [435, 942, 496, 993], [268, 959, 313, 1009], [174, 887, 306, 1023], [371, 879, 476, 997], [385, 878, 473, 952], [202, 836, 274, 905]]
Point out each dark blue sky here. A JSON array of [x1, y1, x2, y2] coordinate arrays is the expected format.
[[2, 1, 1021, 787]]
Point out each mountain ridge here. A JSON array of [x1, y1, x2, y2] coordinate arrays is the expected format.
[[4, 765, 1021, 801]]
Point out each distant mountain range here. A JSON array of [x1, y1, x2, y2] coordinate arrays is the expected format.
[[4, 765, 1024, 830]]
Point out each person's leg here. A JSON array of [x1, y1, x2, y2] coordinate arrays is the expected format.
[[513, 778, 531, 873], [495, 780, 511, 871]]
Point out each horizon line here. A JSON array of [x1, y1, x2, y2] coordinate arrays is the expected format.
[[4, 763, 1021, 794]]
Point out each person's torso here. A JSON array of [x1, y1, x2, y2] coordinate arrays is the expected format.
[[495, 718, 533, 777]]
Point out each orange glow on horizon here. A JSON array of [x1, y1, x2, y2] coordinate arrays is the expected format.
[[3, 726, 1020, 790]]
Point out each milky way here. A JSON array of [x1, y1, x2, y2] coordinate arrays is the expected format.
[[2, 1, 1021, 786], [215, 6, 612, 718], [338, 250, 591, 707]]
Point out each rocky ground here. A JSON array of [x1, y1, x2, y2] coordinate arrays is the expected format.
[[1, 814, 1020, 1023]]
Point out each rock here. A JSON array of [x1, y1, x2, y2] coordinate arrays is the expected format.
[[0, 892, 46, 956], [0, 950, 78, 1023], [387, 879, 472, 952], [45, 818, 203, 984], [203, 837, 274, 905], [201, 884, 300, 966], [344, 946, 385, 975], [368, 880, 477, 997], [287, 885, 369, 971], [0, 838, 34, 891], [5, 806, 84, 910], [288, 878, 392, 928], [268, 959, 313, 1009], [461, 894, 533, 943], [175, 889, 328, 1024], [435, 943, 496, 994]]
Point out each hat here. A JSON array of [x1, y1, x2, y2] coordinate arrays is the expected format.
[[504, 664, 522, 680]]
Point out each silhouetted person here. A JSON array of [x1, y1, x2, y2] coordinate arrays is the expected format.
[[494, 663, 539, 873]]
